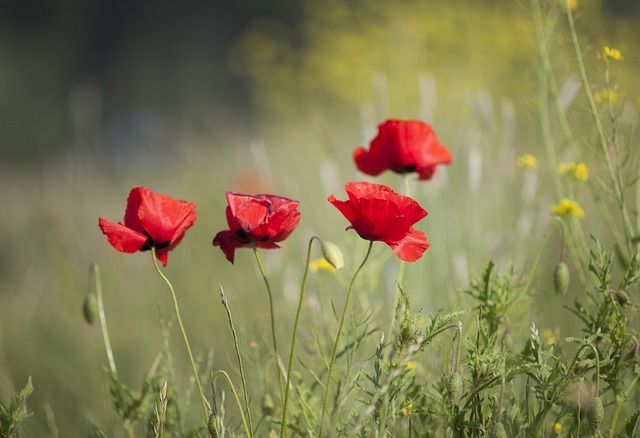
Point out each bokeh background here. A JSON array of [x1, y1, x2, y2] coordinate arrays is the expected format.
[[1, 0, 639, 435]]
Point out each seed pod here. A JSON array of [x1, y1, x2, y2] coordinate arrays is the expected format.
[[321, 240, 344, 270], [588, 396, 604, 432], [262, 393, 275, 417], [82, 293, 99, 325], [447, 372, 463, 404], [207, 413, 219, 438], [490, 422, 507, 438], [553, 261, 570, 295]]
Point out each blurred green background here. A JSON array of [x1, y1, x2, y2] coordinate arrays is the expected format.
[[1, 0, 639, 435]]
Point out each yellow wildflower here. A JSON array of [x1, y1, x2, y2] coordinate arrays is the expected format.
[[595, 89, 618, 103], [542, 329, 556, 346], [553, 422, 562, 434], [551, 199, 584, 218], [517, 154, 538, 169], [401, 403, 413, 417], [603, 46, 624, 61], [560, 0, 577, 12], [557, 161, 588, 181], [310, 258, 336, 272], [405, 361, 417, 370]]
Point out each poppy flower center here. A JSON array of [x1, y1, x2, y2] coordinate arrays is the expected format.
[[140, 232, 171, 251]]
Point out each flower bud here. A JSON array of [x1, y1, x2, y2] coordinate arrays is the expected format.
[[82, 293, 99, 325], [447, 372, 463, 404], [553, 261, 570, 295], [588, 396, 604, 432], [207, 413, 219, 438], [321, 240, 344, 270], [490, 422, 507, 438], [262, 393, 275, 417], [609, 289, 630, 306]]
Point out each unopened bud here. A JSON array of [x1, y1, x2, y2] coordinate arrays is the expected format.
[[207, 413, 219, 438], [553, 261, 570, 295], [82, 293, 99, 325], [321, 240, 344, 270], [490, 422, 507, 438], [447, 372, 463, 404], [262, 393, 275, 417], [588, 396, 604, 432], [609, 289, 630, 306]]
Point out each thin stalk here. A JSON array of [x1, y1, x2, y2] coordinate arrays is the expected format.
[[608, 372, 640, 438], [281, 236, 320, 438], [390, 174, 411, 342], [150, 248, 209, 423], [219, 285, 254, 436], [92, 263, 117, 375], [318, 240, 374, 437], [213, 370, 252, 438], [565, 1, 636, 251], [253, 248, 285, 404]]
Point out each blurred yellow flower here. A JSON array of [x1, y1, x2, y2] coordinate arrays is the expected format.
[[553, 422, 562, 433], [310, 258, 336, 272], [401, 403, 413, 417], [542, 329, 556, 345], [603, 46, 624, 61], [560, 0, 577, 12], [595, 89, 618, 103], [557, 162, 588, 181], [405, 361, 417, 370], [517, 154, 538, 169], [551, 199, 584, 218]]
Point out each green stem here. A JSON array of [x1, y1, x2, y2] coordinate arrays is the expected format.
[[318, 240, 374, 437], [608, 372, 640, 438], [281, 236, 320, 438], [219, 285, 254, 436], [253, 248, 285, 404], [565, 1, 636, 251], [92, 263, 117, 376], [150, 248, 209, 423], [213, 370, 252, 438]]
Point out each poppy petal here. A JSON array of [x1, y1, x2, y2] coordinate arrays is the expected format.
[[386, 228, 430, 262], [137, 188, 197, 246], [99, 218, 149, 253], [213, 230, 247, 264], [354, 146, 387, 176]]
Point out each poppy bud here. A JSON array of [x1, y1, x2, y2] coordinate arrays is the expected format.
[[82, 293, 99, 325], [588, 396, 604, 432], [207, 413, 219, 438], [320, 240, 344, 270], [262, 393, 275, 417], [490, 422, 507, 438], [553, 262, 570, 295], [609, 289, 630, 306], [447, 372, 463, 404]]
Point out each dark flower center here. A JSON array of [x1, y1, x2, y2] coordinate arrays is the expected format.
[[140, 232, 171, 251]]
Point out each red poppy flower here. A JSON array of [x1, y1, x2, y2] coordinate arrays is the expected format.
[[213, 192, 301, 264], [98, 187, 197, 266], [328, 182, 429, 262], [353, 119, 452, 180]]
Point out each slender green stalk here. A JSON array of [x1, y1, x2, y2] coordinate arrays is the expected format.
[[565, 1, 636, 251], [319, 240, 374, 437], [219, 285, 254, 436], [608, 372, 640, 438], [280, 236, 319, 438], [253, 248, 285, 404], [213, 370, 252, 438], [92, 263, 117, 376], [150, 248, 209, 423], [390, 174, 411, 342]]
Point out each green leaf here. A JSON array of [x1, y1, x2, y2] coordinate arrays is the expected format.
[[625, 410, 640, 437]]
